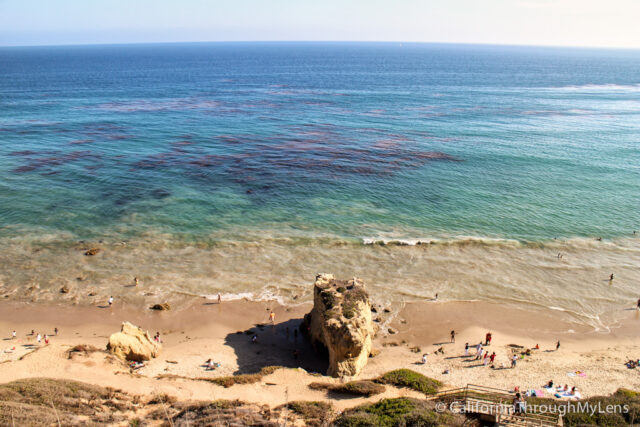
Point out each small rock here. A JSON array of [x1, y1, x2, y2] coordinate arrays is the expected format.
[[388, 327, 398, 334], [369, 348, 381, 358], [150, 303, 171, 311], [84, 248, 100, 256], [88, 292, 96, 296], [60, 286, 70, 294], [371, 307, 377, 313], [383, 308, 391, 313]]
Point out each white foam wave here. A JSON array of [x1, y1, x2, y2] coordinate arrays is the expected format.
[[202, 289, 288, 305], [551, 83, 640, 92]]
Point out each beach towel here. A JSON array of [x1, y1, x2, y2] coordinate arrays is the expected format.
[[535, 389, 545, 396], [566, 372, 576, 377]]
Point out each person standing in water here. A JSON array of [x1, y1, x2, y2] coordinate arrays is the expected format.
[[217, 293, 221, 304]]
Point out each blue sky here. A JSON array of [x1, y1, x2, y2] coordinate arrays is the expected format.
[[1, 0, 639, 48]]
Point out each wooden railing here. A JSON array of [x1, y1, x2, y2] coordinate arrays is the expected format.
[[430, 384, 562, 426]]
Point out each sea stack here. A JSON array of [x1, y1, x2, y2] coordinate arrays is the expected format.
[[107, 321, 160, 361], [303, 274, 376, 377]]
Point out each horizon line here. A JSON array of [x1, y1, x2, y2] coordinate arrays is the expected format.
[[1, 39, 639, 51]]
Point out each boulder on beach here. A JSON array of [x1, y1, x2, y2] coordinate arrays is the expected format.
[[107, 322, 160, 362], [149, 303, 171, 311], [302, 274, 376, 378]]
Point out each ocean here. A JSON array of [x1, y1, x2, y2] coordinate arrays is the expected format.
[[0, 42, 638, 330]]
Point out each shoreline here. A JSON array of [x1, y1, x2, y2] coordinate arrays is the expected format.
[[2, 234, 639, 333], [1, 297, 638, 403]]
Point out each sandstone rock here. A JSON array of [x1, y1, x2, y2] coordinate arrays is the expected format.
[[150, 303, 171, 311], [388, 327, 398, 335], [107, 322, 160, 361], [302, 273, 376, 377], [60, 286, 69, 294], [84, 248, 100, 256]]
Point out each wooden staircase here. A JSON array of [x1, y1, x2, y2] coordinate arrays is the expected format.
[[430, 384, 563, 426]]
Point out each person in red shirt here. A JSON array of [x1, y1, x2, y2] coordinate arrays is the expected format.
[[485, 332, 492, 346]]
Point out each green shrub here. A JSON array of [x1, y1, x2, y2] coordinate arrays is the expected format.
[[335, 398, 459, 427], [377, 369, 442, 395]]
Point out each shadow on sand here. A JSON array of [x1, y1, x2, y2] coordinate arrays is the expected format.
[[224, 318, 328, 376]]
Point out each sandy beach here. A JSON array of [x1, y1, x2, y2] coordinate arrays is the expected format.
[[1, 296, 638, 412]]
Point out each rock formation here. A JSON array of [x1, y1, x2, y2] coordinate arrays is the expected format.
[[107, 322, 160, 361], [302, 274, 376, 377], [150, 303, 171, 311]]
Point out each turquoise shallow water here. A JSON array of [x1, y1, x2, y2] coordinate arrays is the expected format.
[[0, 42, 639, 243], [0, 43, 639, 327]]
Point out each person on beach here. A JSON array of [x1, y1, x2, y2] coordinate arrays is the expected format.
[[450, 330, 456, 343], [475, 343, 483, 359], [217, 293, 221, 304], [609, 273, 614, 281], [54, 327, 58, 336], [134, 277, 139, 286], [476, 348, 484, 361], [251, 334, 257, 344], [36, 333, 41, 344], [636, 299, 640, 310], [464, 342, 469, 356], [11, 331, 16, 339], [511, 354, 517, 368], [421, 353, 428, 364], [490, 352, 496, 366], [485, 332, 492, 346], [434, 293, 438, 301], [108, 296, 114, 307], [44, 335, 49, 345], [556, 340, 560, 351], [546, 380, 554, 388], [269, 311, 276, 324], [483, 352, 489, 366]]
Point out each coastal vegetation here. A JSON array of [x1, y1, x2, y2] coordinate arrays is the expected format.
[[203, 365, 284, 388], [308, 380, 386, 396], [281, 401, 333, 425], [334, 397, 459, 427], [377, 369, 443, 395], [2, 377, 640, 425]]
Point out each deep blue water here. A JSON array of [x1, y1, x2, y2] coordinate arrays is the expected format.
[[1, 42, 639, 244]]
